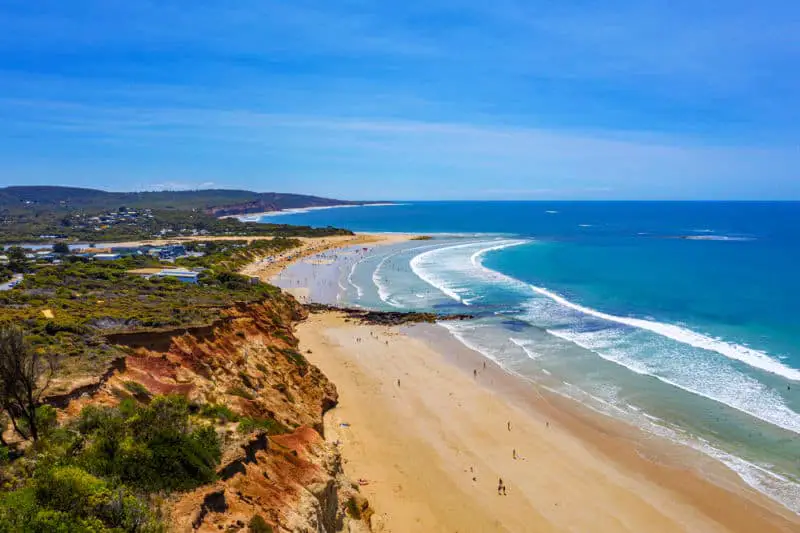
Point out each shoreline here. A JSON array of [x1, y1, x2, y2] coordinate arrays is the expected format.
[[255, 235, 800, 532], [224, 202, 401, 221], [297, 312, 799, 532], [240, 232, 414, 284]]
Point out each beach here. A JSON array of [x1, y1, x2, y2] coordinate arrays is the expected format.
[[252, 235, 800, 532], [240, 233, 414, 286]]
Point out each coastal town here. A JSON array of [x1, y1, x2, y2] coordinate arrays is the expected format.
[[2, 241, 224, 285]]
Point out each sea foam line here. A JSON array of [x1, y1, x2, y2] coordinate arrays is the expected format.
[[526, 284, 800, 382], [510, 338, 541, 360], [544, 328, 800, 435], [456, 240, 800, 382], [372, 252, 403, 308], [347, 257, 365, 299], [372, 243, 447, 308], [409, 242, 479, 304], [426, 238, 800, 383], [410, 239, 530, 305], [441, 322, 800, 514]]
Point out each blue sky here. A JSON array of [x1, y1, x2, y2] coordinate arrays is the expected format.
[[1, 1, 799, 200]]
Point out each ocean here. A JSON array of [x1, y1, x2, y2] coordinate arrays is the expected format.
[[260, 201, 800, 513]]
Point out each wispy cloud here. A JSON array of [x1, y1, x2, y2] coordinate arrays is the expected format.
[[147, 181, 216, 192], [0, 1, 798, 198]]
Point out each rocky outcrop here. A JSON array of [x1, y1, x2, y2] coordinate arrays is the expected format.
[[305, 303, 473, 326]]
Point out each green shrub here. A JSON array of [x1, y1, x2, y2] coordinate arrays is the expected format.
[[77, 395, 222, 492], [34, 466, 110, 515], [227, 386, 255, 401], [122, 381, 149, 397], [0, 468, 164, 533], [249, 514, 273, 533], [199, 404, 239, 423], [279, 348, 307, 368], [238, 371, 256, 389], [237, 417, 287, 436], [346, 496, 362, 519]]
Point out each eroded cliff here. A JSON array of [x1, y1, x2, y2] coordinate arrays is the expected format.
[[58, 294, 371, 532]]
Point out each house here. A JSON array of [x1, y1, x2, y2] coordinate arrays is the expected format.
[[153, 269, 200, 284], [93, 253, 121, 261], [110, 246, 143, 256], [35, 251, 56, 262], [147, 244, 187, 260]]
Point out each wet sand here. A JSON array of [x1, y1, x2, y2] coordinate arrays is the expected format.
[[240, 233, 413, 282]]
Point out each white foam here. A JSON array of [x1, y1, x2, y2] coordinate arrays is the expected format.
[[410, 239, 529, 305], [438, 298, 800, 514], [347, 258, 364, 299], [372, 252, 403, 308], [510, 337, 542, 360], [683, 235, 754, 241], [372, 243, 446, 308], [409, 242, 477, 304], [527, 284, 800, 382], [545, 327, 800, 435], [553, 377, 800, 513], [438, 321, 501, 363]]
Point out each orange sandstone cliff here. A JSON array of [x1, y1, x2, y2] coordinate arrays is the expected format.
[[56, 294, 372, 532]]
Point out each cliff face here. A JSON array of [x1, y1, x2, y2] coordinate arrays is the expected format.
[[61, 294, 371, 532]]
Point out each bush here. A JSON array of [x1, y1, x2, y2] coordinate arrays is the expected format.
[[227, 386, 255, 401], [249, 514, 273, 533], [237, 416, 287, 436], [34, 466, 110, 516], [122, 381, 149, 398], [346, 496, 362, 519], [200, 404, 239, 423], [77, 395, 222, 492], [0, 467, 164, 533]]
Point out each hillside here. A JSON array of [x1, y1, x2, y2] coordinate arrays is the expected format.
[[0, 186, 363, 216], [0, 238, 374, 532], [0, 186, 360, 243]]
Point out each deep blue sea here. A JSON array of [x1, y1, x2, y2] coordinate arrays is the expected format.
[[259, 201, 800, 512]]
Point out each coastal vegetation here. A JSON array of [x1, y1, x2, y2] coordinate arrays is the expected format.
[[0, 186, 357, 243], [0, 237, 300, 383], [0, 394, 221, 531], [0, 207, 351, 244], [0, 232, 352, 531]]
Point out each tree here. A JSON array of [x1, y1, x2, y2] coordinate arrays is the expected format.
[[0, 326, 55, 441], [6, 246, 27, 273], [52, 242, 70, 255]]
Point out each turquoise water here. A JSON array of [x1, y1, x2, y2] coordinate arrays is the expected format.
[[262, 202, 800, 512]]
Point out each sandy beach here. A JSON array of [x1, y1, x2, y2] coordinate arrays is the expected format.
[[297, 313, 800, 533], [239, 233, 414, 285], [248, 235, 800, 532]]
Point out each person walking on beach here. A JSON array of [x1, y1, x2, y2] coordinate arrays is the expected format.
[[507, 421, 512, 431], [474, 369, 477, 379], [498, 478, 503, 495]]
